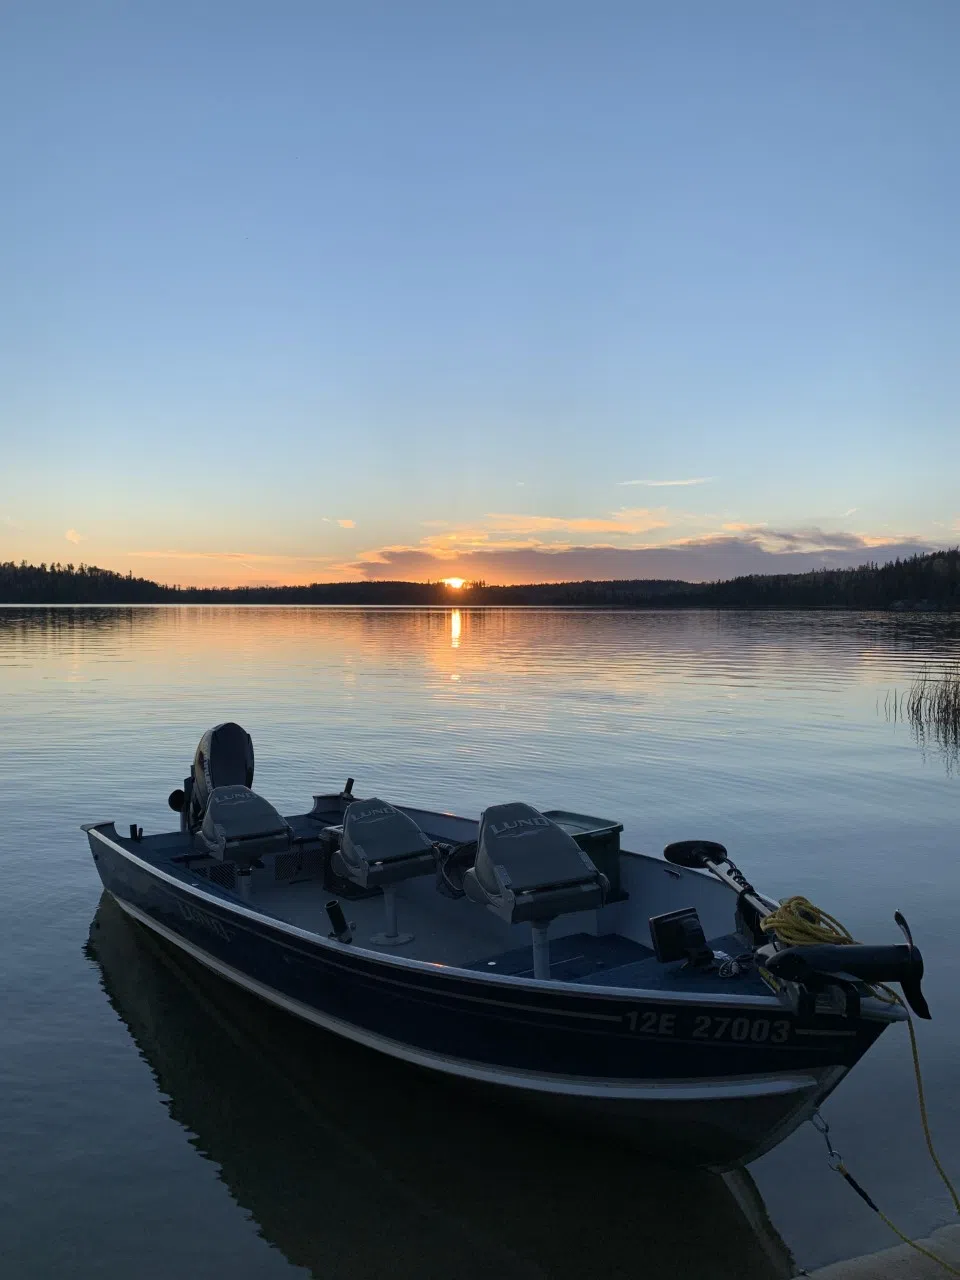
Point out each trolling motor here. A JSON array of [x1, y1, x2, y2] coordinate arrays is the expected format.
[[663, 840, 777, 946], [764, 912, 930, 1019], [663, 840, 932, 1020]]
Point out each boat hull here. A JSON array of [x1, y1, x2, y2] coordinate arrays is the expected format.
[[87, 823, 885, 1169]]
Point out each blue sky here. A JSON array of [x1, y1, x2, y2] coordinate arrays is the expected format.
[[2, 1, 957, 584]]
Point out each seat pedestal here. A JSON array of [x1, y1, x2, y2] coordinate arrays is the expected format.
[[370, 886, 414, 947], [531, 922, 552, 979]]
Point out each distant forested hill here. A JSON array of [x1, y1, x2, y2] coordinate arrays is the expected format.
[[656, 549, 960, 611], [1, 550, 959, 609]]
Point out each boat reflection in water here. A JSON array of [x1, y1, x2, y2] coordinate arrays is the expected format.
[[86, 894, 796, 1280]]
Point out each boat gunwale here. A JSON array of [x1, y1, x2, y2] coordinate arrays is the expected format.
[[84, 821, 900, 1022]]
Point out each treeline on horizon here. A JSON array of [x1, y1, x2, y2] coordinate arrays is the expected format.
[[1, 549, 959, 610]]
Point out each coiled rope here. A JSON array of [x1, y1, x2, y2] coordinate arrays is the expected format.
[[761, 896, 960, 1275]]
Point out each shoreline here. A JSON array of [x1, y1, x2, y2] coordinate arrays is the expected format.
[[807, 1224, 960, 1277]]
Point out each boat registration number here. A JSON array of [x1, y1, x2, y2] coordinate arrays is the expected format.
[[624, 1010, 791, 1043]]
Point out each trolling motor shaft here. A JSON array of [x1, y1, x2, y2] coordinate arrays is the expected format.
[[663, 839, 778, 943]]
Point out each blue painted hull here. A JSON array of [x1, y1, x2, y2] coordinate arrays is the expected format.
[[86, 823, 887, 1167]]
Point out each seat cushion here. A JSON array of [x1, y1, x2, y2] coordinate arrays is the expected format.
[[337, 798, 435, 887]]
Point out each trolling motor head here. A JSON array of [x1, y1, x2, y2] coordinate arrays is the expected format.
[[663, 840, 771, 944], [663, 840, 728, 869], [764, 911, 931, 1020]]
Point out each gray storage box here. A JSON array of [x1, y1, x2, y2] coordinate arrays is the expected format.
[[541, 810, 625, 901]]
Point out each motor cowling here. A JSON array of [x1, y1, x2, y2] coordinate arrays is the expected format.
[[188, 722, 255, 829]]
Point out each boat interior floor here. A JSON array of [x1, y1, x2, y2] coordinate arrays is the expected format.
[[465, 931, 770, 995]]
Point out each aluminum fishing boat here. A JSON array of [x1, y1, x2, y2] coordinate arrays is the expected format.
[[83, 722, 931, 1168]]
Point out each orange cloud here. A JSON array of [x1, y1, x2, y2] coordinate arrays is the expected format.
[[337, 519, 356, 529], [346, 532, 938, 585], [128, 549, 331, 563], [484, 509, 668, 535]]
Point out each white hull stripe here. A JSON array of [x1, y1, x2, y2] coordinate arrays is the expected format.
[[112, 894, 822, 1105]]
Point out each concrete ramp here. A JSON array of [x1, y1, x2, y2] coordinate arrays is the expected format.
[[810, 1224, 960, 1278]]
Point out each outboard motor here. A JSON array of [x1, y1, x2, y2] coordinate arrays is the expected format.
[[168, 721, 255, 831], [188, 722, 255, 830], [168, 723, 291, 891]]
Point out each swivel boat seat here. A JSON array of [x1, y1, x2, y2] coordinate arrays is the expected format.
[[330, 797, 437, 945], [170, 722, 292, 898], [463, 802, 609, 979]]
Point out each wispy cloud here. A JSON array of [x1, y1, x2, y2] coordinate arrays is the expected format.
[[337, 519, 356, 529], [120, 548, 340, 587], [484, 510, 668, 536], [618, 477, 715, 488], [127, 549, 334, 563], [841, 507, 858, 518], [65, 529, 83, 544]]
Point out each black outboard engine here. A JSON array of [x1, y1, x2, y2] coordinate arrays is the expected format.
[[188, 721, 255, 830], [168, 723, 291, 878]]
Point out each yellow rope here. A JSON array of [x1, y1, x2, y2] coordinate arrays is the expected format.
[[760, 895, 856, 948], [860, 1193, 960, 1277], [904, 1012, 960, 1217], [760, 896, 960, 1258]]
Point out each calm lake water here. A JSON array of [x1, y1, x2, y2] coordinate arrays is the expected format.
[[1, 606, 958, 1278]]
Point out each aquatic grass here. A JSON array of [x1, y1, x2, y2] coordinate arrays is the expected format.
[[908, 665, 960, 740], [886, 664, 960, 772]]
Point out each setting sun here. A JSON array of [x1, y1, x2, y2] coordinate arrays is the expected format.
[[442, 577, 466, 590]]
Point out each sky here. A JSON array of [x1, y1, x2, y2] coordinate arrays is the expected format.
[[2, 1, 958, 586]]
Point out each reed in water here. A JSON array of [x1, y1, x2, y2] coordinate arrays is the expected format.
[[886, 665, 960, 767]]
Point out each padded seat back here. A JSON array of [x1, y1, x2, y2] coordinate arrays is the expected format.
[[465, 802, 607, 923], [197, 784, 291, 865], [335, 797, 436, 888]]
